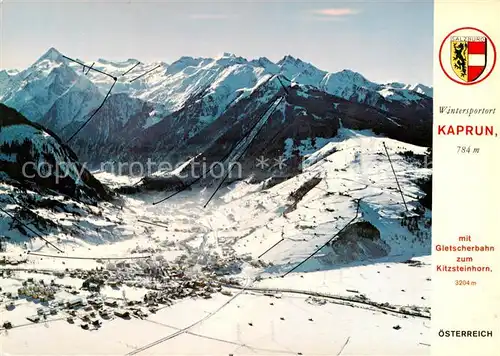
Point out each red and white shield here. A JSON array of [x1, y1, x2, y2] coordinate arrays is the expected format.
[[440, 27, 496, 85]]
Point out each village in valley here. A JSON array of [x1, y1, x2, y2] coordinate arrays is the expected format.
[[0, 240, 240, 332]]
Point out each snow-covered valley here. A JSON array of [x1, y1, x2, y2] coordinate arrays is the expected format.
[[0, 126, 432, 355]]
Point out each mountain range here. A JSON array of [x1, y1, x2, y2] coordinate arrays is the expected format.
[[0, 47, 432, 182]]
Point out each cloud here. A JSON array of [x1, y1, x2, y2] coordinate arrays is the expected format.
[[189, 14, 230, 20], [311, 8, 360, 17]]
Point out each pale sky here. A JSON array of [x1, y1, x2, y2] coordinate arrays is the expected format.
[[0, 0, 433, 85]]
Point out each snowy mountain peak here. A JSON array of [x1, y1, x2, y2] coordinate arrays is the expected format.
[[37, 47, 63, 63], [409, 83, 433, 97], [278, 55, 324, 77], [332, 69, 371, 85], [249, 57, 279, 73], [214, 53, 247, 67], [166, 56, 207, 75], [277, 55, 316, 70], [277, 55, 299, 65], [385, 82, 433, 98], [217, 52, 237, 58], [254, 57, 273, 66]]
